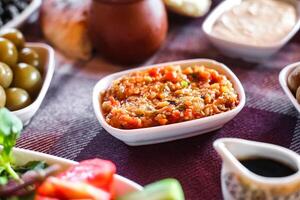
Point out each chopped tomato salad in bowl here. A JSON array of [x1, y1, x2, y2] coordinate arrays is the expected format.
[[93, 59, 246, 145], [101, 64, 239, 129]]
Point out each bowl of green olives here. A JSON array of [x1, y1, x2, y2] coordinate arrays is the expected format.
[[1, 0, 42, 29], [279, 62, 300, 113], [0, 28, 55, 124]]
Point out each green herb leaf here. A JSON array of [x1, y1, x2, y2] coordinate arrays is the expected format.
[[6, 193, 35, 200], [0, 108, 23, 180], [0, 108, 22, 138], [0, 176, 8, 185], [181, 81, 189, 88], [14, 161, 48, 174]]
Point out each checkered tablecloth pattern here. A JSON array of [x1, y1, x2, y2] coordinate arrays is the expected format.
[[17, 6, 300, 200]]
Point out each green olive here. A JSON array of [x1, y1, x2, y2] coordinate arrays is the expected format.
[[0, 29, 25, 50], [0, 86, 6, 108], [19, 47, 40, 69], [0, 38, 18, 67], [5, 87, 31, 111], [0, 62, 13, 88], [12, 63, 42, 96]]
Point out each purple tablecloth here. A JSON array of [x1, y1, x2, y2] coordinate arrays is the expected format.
[[17, 3, 300, 199]]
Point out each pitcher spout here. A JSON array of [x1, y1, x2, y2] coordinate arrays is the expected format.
[[213, 138, 249, 172]]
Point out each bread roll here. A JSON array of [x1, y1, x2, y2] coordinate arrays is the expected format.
[[40, 0, 92, 60], [164, 0, 211, 17]]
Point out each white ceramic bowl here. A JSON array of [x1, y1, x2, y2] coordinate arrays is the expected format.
[[279, 62, 300, 113], [11, 147, 142, 196], [1, 0, 42, 30], [12, 43, 55, 125], [202, 0, 300, 62], [93, 59, 246, 146]]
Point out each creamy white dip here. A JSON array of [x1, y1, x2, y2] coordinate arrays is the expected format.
[[211, 0, 297, 46]]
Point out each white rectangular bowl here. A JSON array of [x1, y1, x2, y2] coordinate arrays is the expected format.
[[93, 59, 246, 146], [11, 147, 142, 196], [1, 0, 42, 30], [12, 43, 55, 125], [279, 62, 300, 113], [202, 0, 300, 62]]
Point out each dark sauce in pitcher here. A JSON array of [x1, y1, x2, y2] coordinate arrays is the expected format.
[[239, 157, 296, 177]]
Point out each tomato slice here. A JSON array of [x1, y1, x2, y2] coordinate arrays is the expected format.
[[37, 177, 111, 200], [35, 196, 60, 200], [58, 159, 116, 191], [36, 159, 116, 200]]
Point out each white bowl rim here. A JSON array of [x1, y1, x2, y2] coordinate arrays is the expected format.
[[12, 42, 55, 116], [202, 0, 300, 49], [93, 58, 246, 136], [11, 146, 143, 191], [279, 61, 300, 113], [1, 0, 42, 30]]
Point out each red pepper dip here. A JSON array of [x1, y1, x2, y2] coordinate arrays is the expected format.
[[101, 65, 239, 129]]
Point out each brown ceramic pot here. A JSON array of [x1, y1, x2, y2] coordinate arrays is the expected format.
[[88, 0, 168, 64]]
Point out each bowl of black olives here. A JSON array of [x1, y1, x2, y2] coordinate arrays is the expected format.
[[0, 28, 55, 124], [0, 0, 42, 29]]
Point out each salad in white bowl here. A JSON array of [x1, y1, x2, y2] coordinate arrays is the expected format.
[[0, 108, 185, 200]]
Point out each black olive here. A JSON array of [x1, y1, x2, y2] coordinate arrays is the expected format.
[[0, 0, 29, 27], [7, 5, 19, 18]]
